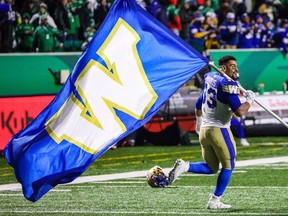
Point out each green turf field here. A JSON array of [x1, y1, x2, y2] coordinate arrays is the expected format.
[[0, 135, 288, 215]]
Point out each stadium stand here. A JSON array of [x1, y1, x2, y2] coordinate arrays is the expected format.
[[0, 0, 288, 57]]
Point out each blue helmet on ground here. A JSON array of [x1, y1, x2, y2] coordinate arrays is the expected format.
[[146, 166, 169, 188]]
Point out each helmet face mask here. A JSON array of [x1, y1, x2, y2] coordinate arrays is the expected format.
[[146, 166, 169, 188]]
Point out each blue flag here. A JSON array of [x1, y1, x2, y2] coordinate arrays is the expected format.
[[5, 0, 208, 202]]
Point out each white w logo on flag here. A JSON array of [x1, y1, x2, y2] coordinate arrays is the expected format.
[[46, 18, 158, 153]]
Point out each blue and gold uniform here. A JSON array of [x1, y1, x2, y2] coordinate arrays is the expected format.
[[168, 55, 255, 209], [192, 71, 241, 196]]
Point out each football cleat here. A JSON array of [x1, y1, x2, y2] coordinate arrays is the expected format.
[[146, 166, 169, 188], [240, 138, 250, 146], [168, 159, 189, 184], [207, 194, 232, 209]]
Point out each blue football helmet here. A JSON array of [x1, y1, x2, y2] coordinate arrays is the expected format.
[[146, 166, 169, 188]]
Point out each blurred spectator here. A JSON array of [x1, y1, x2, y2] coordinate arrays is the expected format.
[[33, 15, 64, 52], [218, 12, 238, 49], [78, 0, 95, 41], [201, 0, 215, 16], [203, 11, 220, 50], [30, 3, 57, 29], [179, 0, 193, 41], [2, 0, 288, 54], [43, 0, 58, 18], [94, 0, 109, 31], [272, 18, 288, 57], [146, 0, 168, 26], [210, 0, 219, 10], [64, 0, 81, 51], [188, 13, 210, 53], [186, 0, 198, 11], [0, 0, 20, 53], [215, 0, 234, 25], [258, 0, 278, 21], [84, 25, 95, 40], [15, 13, 34, 52], [245, 0, 252, 13], [252, 0, 265, 12], [277, 0, 288, 19], [237, 13, 254, 48], [167, 0, 182, 36], [263, 17, 275, 47], [20, 0, 38, 18], [196, 0, 204, 6], [52, 0, 70, 33], [13, 0, 25, 12], [80, 28, 95, 50], [232, 0, 247, 18], [253, 15, 266, 48], [70, 0, 85, 13], [0, 2, 10, 52]]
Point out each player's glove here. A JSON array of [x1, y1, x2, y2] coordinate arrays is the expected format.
[[195, 116, 202, 135], [244, 90, 255, 105]]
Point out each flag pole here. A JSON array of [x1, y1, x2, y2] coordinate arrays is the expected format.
[[208, 62, 288, 128]]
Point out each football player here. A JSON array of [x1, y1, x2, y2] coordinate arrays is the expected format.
[[168, 55, 255, 209]]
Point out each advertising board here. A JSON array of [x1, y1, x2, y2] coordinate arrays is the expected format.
[[0, 95, 55, 150]]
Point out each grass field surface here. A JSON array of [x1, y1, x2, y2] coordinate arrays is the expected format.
[[0, 136, 288, 215]]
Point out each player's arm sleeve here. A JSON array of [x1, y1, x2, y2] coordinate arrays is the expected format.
[[195, 91, 204, 110], [221, 79, 242, 112], [227, 94, 242, 112]]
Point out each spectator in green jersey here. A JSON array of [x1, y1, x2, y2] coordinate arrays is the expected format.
[[33, 15, 64, 52], [16, 13, 34, 52]]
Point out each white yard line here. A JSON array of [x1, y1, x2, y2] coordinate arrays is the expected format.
[[1, 156, 288, 192], [0, 210, 287, 215]]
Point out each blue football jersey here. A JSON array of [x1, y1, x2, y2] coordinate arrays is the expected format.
[[196, 72, 242, 128]]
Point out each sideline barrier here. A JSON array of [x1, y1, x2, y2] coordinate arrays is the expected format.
[[1, 49, 287, 96], [0, 53, 80, 97], [0, 95, 55, 151]]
